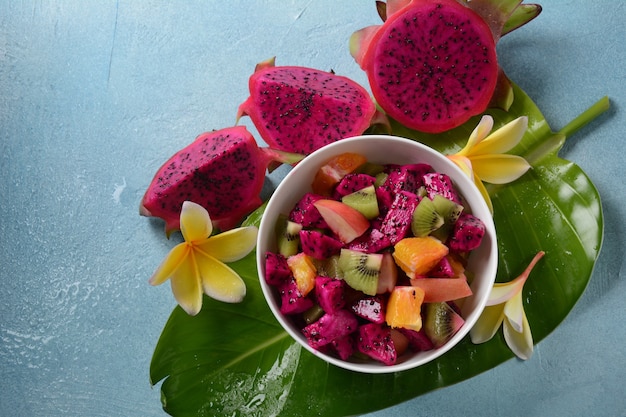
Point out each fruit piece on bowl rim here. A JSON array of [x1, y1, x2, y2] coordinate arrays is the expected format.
[[256, 135, 498, 374]]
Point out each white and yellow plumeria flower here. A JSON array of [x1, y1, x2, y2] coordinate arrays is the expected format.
[[448, 115, 531, 212], [149, 201, 258, 316], [470, 251, 545, 360]]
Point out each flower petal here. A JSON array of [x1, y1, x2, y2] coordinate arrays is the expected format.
[[148, 243, 190, 286], [487, 251, 545, 305], [470, 304, 505, 344], [503, 311, 533, 360], [471, 154, 531, 184], [180, 201, 213, 243], [170, 253, 203, 316], [195, 251, 247, 303], [447, 154, 473, 179], [472, 173, 494, 214], [487, 276, 526, 306], [471, 116, 528, 155], [195, 226, 258, 263], [503, 290, 525, 333], [461, 115, 493, 155]]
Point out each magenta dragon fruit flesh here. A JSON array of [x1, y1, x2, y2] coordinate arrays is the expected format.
[[357, 323, 397, 365], [237, 57, 381, 154], [448, 212, 486, 252], [350, 0, 541, 133], [332, 173, 377, 199]]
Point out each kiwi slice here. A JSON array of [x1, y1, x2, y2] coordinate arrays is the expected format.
[[311, 255, 344, 279], [302, 304, 325, 325], [356, 162, 385, 177], [341, 185, 380, 219], [275, 214, 302, 257], [411, 197, 444, 237], [337, 248, 382, 296], [430, 195, 464, 241], [423, 302, 465, 348], [374, 172, 388, 187]]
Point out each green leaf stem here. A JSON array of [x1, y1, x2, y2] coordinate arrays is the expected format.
[[149, 84, 608, 416]]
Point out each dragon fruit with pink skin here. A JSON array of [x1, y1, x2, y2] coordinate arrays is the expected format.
[[300, 230, 343, 260], [302, 309, 359, 349], [332, 173, 377, 199], [264, 252, 292, 286], [379, 191, 420, 245], [349, 0, 541, 133], [315, 276, 346, 314], [139, 126, 301, 234], [448, 212, 486, 252], [357, 323, 397, 365], [237, 57, 385, 154]]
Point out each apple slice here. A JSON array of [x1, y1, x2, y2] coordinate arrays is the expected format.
[[313, 199, 369, 243], [409, 276, 473, 303], [377, 252, 398, 294]]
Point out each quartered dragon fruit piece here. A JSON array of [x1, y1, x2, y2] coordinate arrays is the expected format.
[[350, 0, 541, 133], [139, 126, 299, 234], [237, 57, 387, 154]]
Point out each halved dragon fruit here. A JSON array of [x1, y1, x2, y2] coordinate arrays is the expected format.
[[237, 57, 384, 154], [140, 126, 299, 234], [350, 0, 541, 133]]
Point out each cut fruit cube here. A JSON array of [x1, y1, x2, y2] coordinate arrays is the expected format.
[[311, 152, 367, 196], [392, 236, 449, 277], [287, 252, 317, 297], [313, 199, 369, 244], [385, 286, 425, 332], [341, 185, 380, 220], [408, 277, 473, 303], [338, 248, 382, 296]]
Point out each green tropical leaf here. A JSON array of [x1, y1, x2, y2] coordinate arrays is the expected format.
[[149, 84, 608, 416]]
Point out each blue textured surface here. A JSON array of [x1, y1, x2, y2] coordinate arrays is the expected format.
[[1, 1, 624, 416]]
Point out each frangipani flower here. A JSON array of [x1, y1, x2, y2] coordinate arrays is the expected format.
[[470, 251, 545, 360], [448, 115, 531, 212], [149, 201, 258, 316]]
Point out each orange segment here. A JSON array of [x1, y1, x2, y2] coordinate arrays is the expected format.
[[311, 152, 367, 196], [393, 237, 449, 277], [287, 253, 317, 296], [386, 286, 425, 331]]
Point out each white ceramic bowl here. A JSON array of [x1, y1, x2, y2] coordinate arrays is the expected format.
[[256, 135, 497, 373]]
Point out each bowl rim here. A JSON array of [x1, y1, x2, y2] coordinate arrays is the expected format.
[[256, 134, 498, 374]]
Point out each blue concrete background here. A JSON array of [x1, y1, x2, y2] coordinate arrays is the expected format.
[[1, 1, 624, 416]]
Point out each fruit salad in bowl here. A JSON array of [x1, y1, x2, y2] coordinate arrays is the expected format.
[[256, 135, 497, 373]]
